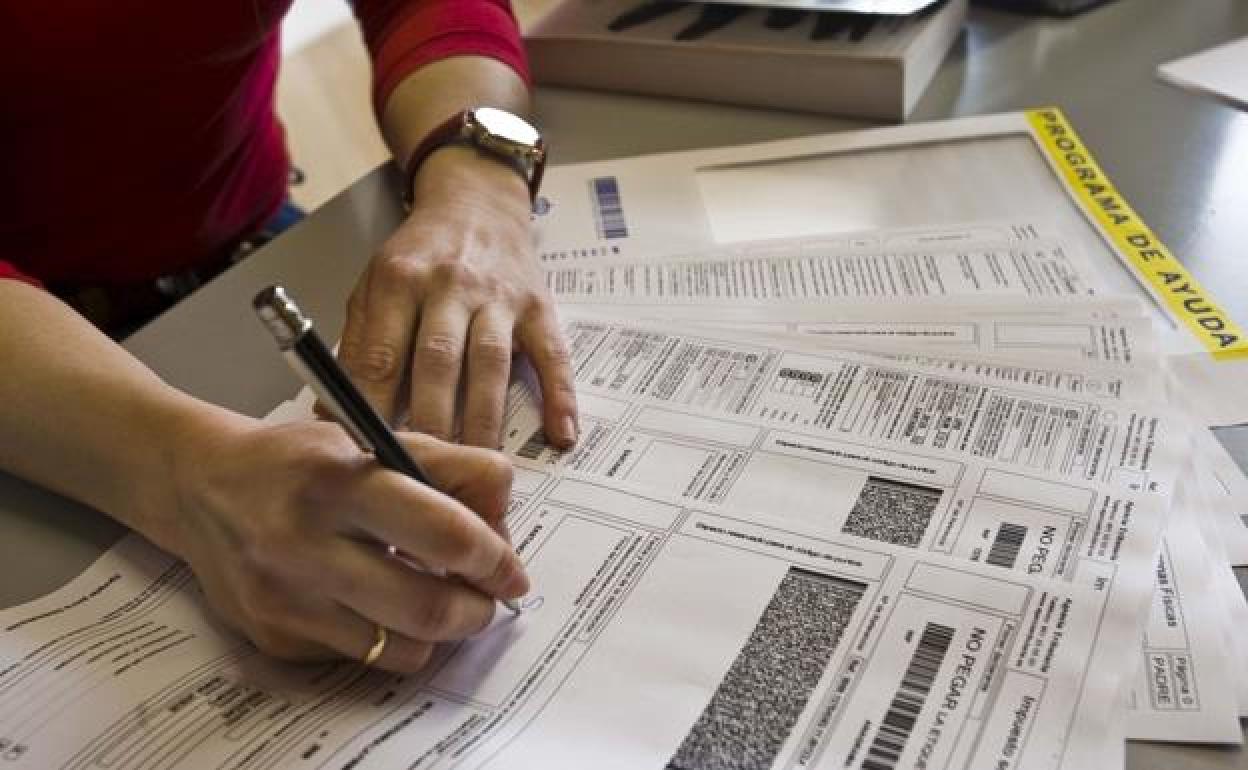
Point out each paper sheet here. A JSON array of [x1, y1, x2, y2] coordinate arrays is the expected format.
[[536, 119, 1153, 315], [1186, 463, 1248, 717], [539, 315, 1181, 498], [1125, 478, 1242, 743], [545, 227, 1105, 303], [0, 472, 1136, 769], [1158, 37, 1248, 112], [575, 303, 1163, 403]]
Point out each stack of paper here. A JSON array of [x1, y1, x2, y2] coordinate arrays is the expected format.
[[1, 109, 1244, 768]]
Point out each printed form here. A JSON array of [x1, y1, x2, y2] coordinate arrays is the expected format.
[[544, 226, 1102, 303], [1126, 478, 1242, 742], [0, 472, 1137, 770], [574, 302, 1163, 403], [543, 222, 1248, 564], [493, 317, 1244, 741]]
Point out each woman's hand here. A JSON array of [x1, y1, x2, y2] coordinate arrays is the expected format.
[[339, 147, 578, 450], [170, 416, 527, 672]]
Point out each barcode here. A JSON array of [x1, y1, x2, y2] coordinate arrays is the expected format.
[[668, 570, 866, 770], [516, 428, 546, 460], [842, 477, 942, 548], [861, 623, 954, 770], [591, 176, 629, 240], [778, 368, 824, 385], [986, 522, 1028, 569]]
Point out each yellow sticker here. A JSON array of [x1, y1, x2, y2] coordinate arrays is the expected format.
[[1026, 107, 1248, 361]]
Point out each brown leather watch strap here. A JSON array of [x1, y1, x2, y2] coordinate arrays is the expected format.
[[402, 108, 542, 208]]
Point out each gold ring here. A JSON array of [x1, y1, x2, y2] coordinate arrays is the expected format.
[[362, 625, 388, 667]]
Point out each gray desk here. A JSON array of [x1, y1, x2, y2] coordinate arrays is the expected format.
[[2, 0, 1247, 765]]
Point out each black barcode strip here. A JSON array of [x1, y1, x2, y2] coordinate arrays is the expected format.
[[516, 429, 546, 460], [668, 571, 866, 770], [861, 623, 954, 770], [591, 176, 628, 240], [986, 522, 1028, 569]]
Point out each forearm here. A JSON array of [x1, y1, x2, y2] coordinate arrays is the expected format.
[[379, 55, 530, 178], [0, 280, 245, 553]]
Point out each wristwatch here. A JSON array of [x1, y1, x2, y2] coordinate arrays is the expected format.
[[403, 107, 547, 208]]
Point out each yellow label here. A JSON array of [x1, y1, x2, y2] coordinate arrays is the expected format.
[[1026, 107, 1248, 361]]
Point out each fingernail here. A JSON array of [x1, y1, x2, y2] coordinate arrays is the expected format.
[[500, 558, 531, 598], [559, 416, 579, 446]]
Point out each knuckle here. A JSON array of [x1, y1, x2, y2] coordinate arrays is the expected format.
[[353, 343, 403, 384], [540, 339, 573, 367], [377, 254, 423, 285], [338, 339, 360, 367], [471, 333, 511, 368], [415, 333, 462, 373]]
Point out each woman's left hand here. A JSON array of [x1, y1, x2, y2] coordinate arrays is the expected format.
[[339, 145, 578, 450]]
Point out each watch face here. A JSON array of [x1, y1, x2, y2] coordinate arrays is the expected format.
[[474, 107, 540, 147]]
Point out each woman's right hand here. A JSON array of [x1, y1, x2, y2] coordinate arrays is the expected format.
[[167, 416, 528, 672]]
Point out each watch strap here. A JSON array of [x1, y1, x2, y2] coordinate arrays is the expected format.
[[402, 109, 542, 208]]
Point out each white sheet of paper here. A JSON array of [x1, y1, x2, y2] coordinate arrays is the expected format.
[[1158, 37, 1248, 111], [571, 301, 1163, 403], [1126, 478, 1242, 743], [541, 315, 1182, 499], [537, 117, 1159, 320], [1186, 465, 1248, 715], [0, 470, 1137, 769], [546, 226, 1106, 303]]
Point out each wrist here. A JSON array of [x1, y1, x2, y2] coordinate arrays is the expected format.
[[408, 145, 532, 223], [146, 397, 256, 559]]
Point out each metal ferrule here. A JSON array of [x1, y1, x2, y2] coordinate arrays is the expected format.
[[253, 285, 311, 350]]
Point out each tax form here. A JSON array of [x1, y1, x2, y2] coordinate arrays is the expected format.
[[540, 316, 1180, 498], [545, 225, 1104, 303], [573, 302, 1163, 403], [0, 472, 1138, 770], [493, 316, 1248, 743]]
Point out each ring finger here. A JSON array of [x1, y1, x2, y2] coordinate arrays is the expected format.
[[321, 603, 435, 673], [327, 539, 497, 642]]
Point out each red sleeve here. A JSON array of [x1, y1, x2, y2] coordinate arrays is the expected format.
[[0, 260, 42, 288], [353, 0, 530, 114]]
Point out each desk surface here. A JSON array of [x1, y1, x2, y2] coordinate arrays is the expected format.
[[2, 0, 1247, 766]]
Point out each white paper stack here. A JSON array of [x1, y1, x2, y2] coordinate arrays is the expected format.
[[521, 109, 1248, 762]]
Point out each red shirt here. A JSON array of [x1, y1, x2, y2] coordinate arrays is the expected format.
[[0, 0, 527, 287]]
